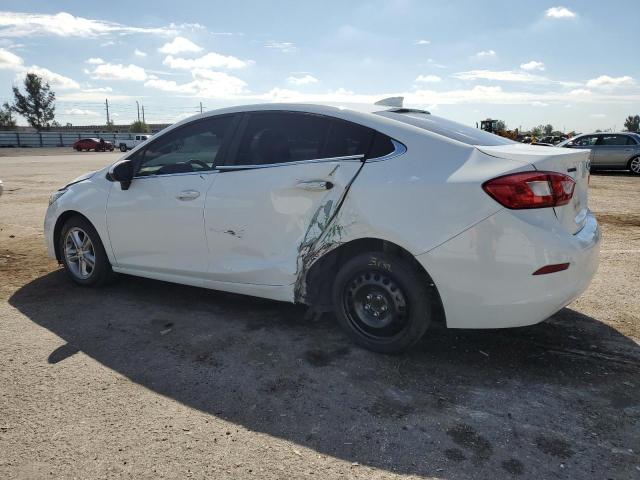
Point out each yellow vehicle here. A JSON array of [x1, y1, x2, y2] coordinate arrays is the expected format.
[[479, 119, 518, 140]]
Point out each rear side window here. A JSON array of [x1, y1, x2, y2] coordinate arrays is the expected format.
[[236, 112, 331, 165], [600, 135, 630, 146]]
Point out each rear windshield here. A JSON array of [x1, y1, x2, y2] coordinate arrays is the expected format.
[[376, 111, 514, 146]]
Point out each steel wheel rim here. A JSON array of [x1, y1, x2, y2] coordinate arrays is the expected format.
[[64, 227, 96, 280], [343, 270, 409, 339], [631, 158, 640, 174]]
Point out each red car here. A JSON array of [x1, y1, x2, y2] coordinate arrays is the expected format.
[[73, 138, 114, 152]]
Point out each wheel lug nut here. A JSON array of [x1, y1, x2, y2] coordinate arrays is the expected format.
[[366, 294, 373, 301]]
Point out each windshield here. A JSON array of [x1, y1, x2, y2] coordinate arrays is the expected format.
[[376, 111, 514, 146]]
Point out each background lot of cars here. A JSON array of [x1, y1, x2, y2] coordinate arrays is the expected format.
[[0, 149, 639, 479]]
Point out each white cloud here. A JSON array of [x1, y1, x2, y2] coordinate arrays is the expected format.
[[474, 49, 496, 58], [415, 39, 430, 45], [163, 52, 251, 70], [426, 58, 447, 69], [83, 86, 113, 93], [531, 101, 549, 107], [286, 74, 318, 86], [415, 74, 442, 83], [64, 108, 99, 116], [158, 36, 202, 55], [586, 75, 634, 89], [0, 11, 176, 37], [546, 7, 576, 19], [0, 47, 23, 68], [453, 69, 544, 82], [134, 49, 147, 57], [24, 66, 80, 89], [144, 68, 247, 97], [569, 89, 592, 96], [264, 41, 297, 53], [590, 113, 607, 118], [85, 57, 104, 65], [1, 48, 78, 89], [520, 60, 545, 71], [89, 63, 147, 81]]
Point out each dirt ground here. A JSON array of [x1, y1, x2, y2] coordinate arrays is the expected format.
[[1, 148, 639, 480]]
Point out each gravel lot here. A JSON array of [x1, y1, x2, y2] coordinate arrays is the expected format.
[[1, 148, 639, 479]]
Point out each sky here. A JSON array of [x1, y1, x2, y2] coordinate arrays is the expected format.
[[0, 0, 639, 132]]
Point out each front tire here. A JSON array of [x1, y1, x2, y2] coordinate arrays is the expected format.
[[332, 252, 432, 354], [629, 157, 640, 175], [59, 216, 114, 287], [119, 144, 127, 152]]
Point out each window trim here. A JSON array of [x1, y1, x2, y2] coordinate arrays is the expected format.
[[128, 113, 240, 179]]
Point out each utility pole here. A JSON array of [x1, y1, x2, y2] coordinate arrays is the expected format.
[[136, 101, 140, 122], [199, 102, 203, 114], [142, 105, 145, 124], [105, 99, 110, 124]]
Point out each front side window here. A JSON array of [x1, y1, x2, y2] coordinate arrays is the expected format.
[[574, 135, 598, 146], [135, 115, 235, 176]]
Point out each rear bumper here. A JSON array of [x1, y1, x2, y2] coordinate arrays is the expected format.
[[416, 209, 600, 329]]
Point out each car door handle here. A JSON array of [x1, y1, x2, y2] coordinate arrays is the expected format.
[[176, 190, 200, 201], [296, 180, 334, 191]]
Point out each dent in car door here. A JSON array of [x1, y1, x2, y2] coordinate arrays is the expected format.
[[203, 160, 361, 287]]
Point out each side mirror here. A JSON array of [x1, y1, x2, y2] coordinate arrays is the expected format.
[[108, 159, 134, 190]]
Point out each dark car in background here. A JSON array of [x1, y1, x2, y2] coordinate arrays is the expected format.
[[73, 138, 115, 152], [558, 132, 640, 174]]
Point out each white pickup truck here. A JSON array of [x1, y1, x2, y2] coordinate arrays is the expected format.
[[118, 134, 151, 152]]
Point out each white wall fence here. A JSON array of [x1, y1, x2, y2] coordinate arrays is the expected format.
[[0, 131, 146, 148]]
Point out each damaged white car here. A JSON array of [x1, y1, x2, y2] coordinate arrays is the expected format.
[[44, 103, 600, 353]]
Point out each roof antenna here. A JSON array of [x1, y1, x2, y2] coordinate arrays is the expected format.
[[374, 96, 404, 108]]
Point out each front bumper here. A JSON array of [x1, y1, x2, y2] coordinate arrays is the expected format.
[[416, 209, 601, 329]]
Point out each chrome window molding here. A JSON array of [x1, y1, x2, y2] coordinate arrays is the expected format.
[[133, 170, 219, 180], [218, 154, 364, 171], [128, 138, 406, 179]]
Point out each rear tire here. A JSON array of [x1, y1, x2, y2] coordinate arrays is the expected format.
[[629, 157, 640, 175], [119, 144, 127, 152], [332, 251, 431, 354], [59, 216, 114, 287]]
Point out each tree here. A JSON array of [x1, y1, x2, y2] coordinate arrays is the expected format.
[[531, 125, 544, 137], [0, 102, 16, 130], [623, 115, 640, 132], [11, 73, 56, 130], [130, 120, 149, 133], [544, 124, 554, 135]]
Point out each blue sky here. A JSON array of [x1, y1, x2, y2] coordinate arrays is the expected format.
[[1, 1, 638, 132]]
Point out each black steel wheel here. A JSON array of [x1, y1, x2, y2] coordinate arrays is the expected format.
[[333, 251, 432, 353]]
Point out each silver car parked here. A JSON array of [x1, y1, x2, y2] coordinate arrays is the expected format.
[[558, 132, 640, 174]]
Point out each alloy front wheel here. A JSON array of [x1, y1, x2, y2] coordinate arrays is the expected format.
[[64, 227, 96, 280], [629, 157, 640, 175]]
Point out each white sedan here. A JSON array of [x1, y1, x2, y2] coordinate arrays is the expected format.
[[44, 103, 600, 353]]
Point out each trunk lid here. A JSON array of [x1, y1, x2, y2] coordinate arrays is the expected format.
[[477, 143, 591, 234]]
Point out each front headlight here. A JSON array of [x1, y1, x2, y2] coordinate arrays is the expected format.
[[48, 189, 68, 206]]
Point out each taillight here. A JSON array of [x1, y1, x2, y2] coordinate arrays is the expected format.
[[482, 171, 575, 209]]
